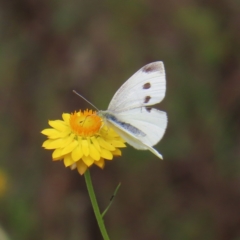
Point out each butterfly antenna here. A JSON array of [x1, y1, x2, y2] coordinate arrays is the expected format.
[[72, 90, 99, 111]]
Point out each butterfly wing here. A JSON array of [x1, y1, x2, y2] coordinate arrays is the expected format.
[[111, 107, 167, 147], [102, 61, 167, 159], [101, 107, 167, 159], [107, 61, 166, 112], [104, 109, 166, 159]]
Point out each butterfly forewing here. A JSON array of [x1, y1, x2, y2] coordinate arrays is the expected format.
[[107, 61, 166, 112]]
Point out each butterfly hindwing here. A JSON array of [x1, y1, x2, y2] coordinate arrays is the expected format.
[[104, 114, 164, 159], [112, 107, 167, 147]]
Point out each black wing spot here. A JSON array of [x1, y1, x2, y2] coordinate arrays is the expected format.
[[146, 107, 152, 112], [143, 82, 151, 89], [144, 96, 151, 103], [142, 63, 159, 73]]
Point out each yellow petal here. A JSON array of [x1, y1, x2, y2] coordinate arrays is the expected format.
[[104, 127, 120, 138], [41, 128, 59, 136], [100, 148, 113, 160], [112, 149, 122, 156], [71, 144, 83, 161], [42, 139, 51, 148], [52, 148, 64, 160], [82, 155, 94, 166], [94, 158, 105, 169], [42, 139, 63, 149], [98, 138, 115, 151], [48, 120, 68, 131], [63, 154, 75, 167], [77, 161, 88, 175], [60, 134, 75, 148], [61, 140, 78, 155], [89, 142, 100, 161], [109, 139, 126, 148], [91, 137, 101, 152], [70, 163, 77, 170], [81, 139, 89, 156], [41, 128, 71, 139], [51, 129, 71, 139], [53, 130, 71, 139], [62, 113, 70, 123]]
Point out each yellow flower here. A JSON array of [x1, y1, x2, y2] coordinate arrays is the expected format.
[[41, 110, 126, 175]]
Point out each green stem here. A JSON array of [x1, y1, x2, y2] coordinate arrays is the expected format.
[[102, 182, 121, 218], [84, 169, 110, 240]]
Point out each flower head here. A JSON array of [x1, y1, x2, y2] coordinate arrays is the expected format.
[[41, 110, 126, 175]]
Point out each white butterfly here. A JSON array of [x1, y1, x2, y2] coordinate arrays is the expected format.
[[98, 61, 167, 159]]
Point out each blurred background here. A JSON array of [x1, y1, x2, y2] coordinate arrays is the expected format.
[[0, 0, 240, 239]]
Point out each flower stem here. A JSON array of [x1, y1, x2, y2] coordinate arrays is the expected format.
[[84, 169, 110, 240]]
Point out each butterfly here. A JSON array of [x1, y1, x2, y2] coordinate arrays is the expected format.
[[98, 61, 167, 159]]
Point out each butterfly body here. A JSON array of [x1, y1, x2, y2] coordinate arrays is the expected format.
[[98, 61, 167, 159]]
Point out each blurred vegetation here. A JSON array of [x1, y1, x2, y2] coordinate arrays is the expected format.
[[0, 0, 240, 239]]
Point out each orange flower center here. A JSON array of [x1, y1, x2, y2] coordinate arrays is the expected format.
[[69, 110, 102, 137]]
